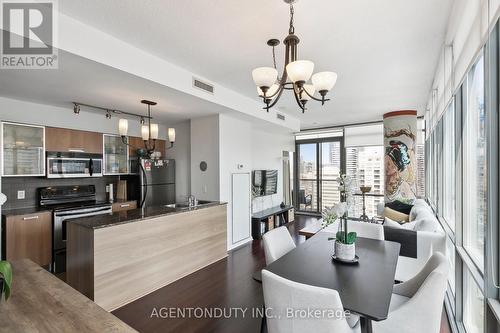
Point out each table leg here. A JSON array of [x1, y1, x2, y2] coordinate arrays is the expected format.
[[360, 317, 373, 333]]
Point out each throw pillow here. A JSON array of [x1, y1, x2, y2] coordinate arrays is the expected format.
[[385, 200, 414, 215], [384, 207, 410, 223], [384, 216, 402, 228]]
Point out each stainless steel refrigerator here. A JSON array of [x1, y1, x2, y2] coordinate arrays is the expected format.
[[139, 158, 175, 207]]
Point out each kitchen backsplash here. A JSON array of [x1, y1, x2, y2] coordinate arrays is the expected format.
[[1, 176, 120, 210]]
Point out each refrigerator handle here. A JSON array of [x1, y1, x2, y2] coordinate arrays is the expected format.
[[140, 161, 148, 208]]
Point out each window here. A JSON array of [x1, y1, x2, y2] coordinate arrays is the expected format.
[[463, 269, 485, 333], [463, 54, 486, 272], [297, 143, 318, 212], [442, 101, 456, 231], [346, 146, 384, 217]]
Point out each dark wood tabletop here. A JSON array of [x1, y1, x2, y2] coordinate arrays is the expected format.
[[264, 231, 401, 322]]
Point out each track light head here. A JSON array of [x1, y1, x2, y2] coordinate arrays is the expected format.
[[106, 111, 112, 119], [140, 117, 145, 125], [73, 103, 80, 114]]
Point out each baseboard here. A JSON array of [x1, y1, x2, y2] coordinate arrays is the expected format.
[[228, 237, 253, 251]]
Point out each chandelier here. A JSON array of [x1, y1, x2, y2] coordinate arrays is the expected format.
[[252, 0, 337, 113], [118, 100, 176, 155]]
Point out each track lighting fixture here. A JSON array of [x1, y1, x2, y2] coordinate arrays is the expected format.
[[73, 103, 80, 114]]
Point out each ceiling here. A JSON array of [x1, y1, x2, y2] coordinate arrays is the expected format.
[[0, 49, 229, 125], [58, 0, 453, 129]]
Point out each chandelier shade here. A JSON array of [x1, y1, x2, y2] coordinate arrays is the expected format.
[[312, 71, 338, 93], [252, 67, 278, 89], [168, 128, 176, 143], [118, 118, 128, 136], [286, 60, 314, 84]]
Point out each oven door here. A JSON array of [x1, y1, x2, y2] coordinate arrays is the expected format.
[[52, 205, 111, 273], [47, 157, 103, 178]]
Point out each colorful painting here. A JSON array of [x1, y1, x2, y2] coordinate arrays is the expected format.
[[383, 111, 417, 203]]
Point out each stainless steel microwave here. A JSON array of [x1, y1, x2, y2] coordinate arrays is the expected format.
[[47, 156, 103, 178]]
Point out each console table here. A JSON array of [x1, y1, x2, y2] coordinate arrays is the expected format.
[[252, 205, 294, 240]]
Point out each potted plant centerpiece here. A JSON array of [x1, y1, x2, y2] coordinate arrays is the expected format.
[[0, 260, 12, 302], [322, 174, 358, 261]]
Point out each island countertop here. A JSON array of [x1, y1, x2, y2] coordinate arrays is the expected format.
[[67, 201, 227, 229]]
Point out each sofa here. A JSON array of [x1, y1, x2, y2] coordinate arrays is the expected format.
[[379, 199, 446, 281], [322, 199, 446, 282]]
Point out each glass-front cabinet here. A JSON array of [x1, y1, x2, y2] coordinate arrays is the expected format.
[[2, 122, 45, 176], [103, 134, 129, 175]]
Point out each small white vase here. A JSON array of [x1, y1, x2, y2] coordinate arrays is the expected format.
[[335, 240, 356, 260]]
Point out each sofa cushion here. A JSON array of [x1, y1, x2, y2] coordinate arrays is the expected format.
[[385, 200, 414, 215], [409, 203, 432, 222], [384, 207, 410, 223], [414, 217, 440, 233]]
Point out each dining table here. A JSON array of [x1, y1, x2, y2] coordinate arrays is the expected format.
[[264, 231, 401, 333]]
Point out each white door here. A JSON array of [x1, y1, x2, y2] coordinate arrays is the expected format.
[[232, 173, 251, 244]]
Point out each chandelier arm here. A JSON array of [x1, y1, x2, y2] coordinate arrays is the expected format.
[[264, 84, 286, 110], [302, 87, 330, 103], [292, 84, 306, 112]]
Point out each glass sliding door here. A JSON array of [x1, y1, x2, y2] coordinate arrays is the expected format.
[[320, 141, 341, 211], [295, 137, 344, 214], [297, 143, 318, 212]]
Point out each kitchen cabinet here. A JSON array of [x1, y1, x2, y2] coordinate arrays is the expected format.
[[2, 122, 45, 176], [128, 136, 167, 158], [45, 127, 102, 154], [3, 211, 52, 266], [103, 134, 129, 175], [112, 200, 137, 212]]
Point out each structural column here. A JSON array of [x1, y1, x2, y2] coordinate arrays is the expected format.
[[383, 110, 418, 203]]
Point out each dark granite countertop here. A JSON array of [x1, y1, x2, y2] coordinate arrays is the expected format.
[[67, 202, 227, 229], [2, 206, 52, 217]]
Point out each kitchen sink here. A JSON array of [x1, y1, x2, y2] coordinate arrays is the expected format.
[[165, 200, 214, 209]]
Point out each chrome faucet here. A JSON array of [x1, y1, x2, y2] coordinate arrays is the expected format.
[[188, 195, 197, 207]]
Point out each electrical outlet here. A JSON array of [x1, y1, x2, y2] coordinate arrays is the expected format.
[[17, 190, 25, 200]]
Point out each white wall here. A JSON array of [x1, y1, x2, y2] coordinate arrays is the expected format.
[[250, 127, 295, 214], [166, 120, 191, 202], [216, 114, 295, 250], [0, 97, 169, 138], [219, 114, 253, 249], [190, 115, 220, 201]]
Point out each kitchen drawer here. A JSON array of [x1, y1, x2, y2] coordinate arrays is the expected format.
[[112, 201, 137, 212], [3, 211, 52, 266]]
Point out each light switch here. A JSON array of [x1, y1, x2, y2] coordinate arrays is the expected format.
[[17, 190, 25, 200], [202, 185, 208, 193]]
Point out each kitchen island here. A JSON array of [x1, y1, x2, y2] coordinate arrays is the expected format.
[[66, 202, 227, 311]]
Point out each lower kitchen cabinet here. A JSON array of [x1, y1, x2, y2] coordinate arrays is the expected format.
[[3, 211, 52, 267]]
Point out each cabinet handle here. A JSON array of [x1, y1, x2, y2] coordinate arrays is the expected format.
[[23, 215, 39, 220], [68, 148, 85, 152], [120, 204, 130, 208]]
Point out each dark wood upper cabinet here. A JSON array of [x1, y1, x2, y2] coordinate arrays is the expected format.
[[45, 127, 102, 154], [128, 136, 166, 158]]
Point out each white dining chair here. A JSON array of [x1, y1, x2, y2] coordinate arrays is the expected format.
[[262, 226, 296, 265], [262, 269, 359, 333], [373, 252, 448, 333], [323, 220, 384, 241]]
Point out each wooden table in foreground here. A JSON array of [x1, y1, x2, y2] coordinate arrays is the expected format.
[[265, 232, 400, 333], [0, 259, 136, 333]]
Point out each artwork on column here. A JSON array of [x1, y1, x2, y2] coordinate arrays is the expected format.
[[383, 111, 418, 203]]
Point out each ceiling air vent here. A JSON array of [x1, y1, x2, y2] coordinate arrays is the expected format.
[[193, 78, 214, 94], [276, 113, 286, 121]]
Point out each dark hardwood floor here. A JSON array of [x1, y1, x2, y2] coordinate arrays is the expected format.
[[113, 215, 451, 333]]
